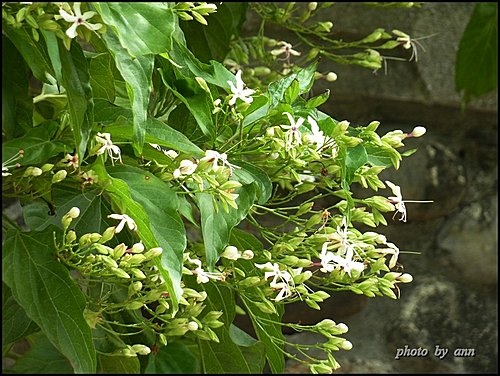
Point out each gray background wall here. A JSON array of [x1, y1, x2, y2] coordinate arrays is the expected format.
[[244, 2, 498, 373]]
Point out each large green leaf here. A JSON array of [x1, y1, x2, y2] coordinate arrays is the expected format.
[[100, 30, 154, 155], [10, 333, 74, 374], [108, 165, 186, 309], [2, 36, 33, 139], [181, 3, 248, 63], [2, 283, 39, 355], [145, 342, 198, 373], [233, 161, 273, 205], [2, 229, 96, 373], [89, 53, 116, 102], [456, 3, 498, 101], [2, 23, 54, 83], [92, 161, 181, 309], [22, 187, 110, 234], [197, 184, 256, 270], [268, 63, 317, 108], [98, 354, 140, 374], [197, 282, 266, 373], [94, 3, 176, 57], [1, 121, 66, 165], [105, 117, 204, 157], [59, 39, 94, 162]]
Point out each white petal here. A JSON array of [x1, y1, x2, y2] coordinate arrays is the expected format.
[[59, 9, 77, 23], [65, 23, 79, 39]]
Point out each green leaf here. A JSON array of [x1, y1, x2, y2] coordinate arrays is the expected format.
[[145, 342, 198, 373], [22, 187, 110, 234], [365, 144, 393, 167], [345, 144, 368, 184], [2, 121, 66, 165], [98, 353, 140, 374], [2, 229, 96, 373], [108, 165, 186, 308], [93, 98, 133, 123], [233, 161, 273, 204], [92, 161, 181, 309], [2, 23, 54, 83], [94, 3, 176, 57], [197, 282, 266, 373], [2, 36, 34, 139], [105, 117, 204, 157], [40, 29, 62, 84], [268, 63, 317, 108], [197, 184, 256, 270], [306, 90, 330, 109], [101, 30, 154, 155], [240, 296, 285, 374], [89, 53, 116, 102], [181, 2, 248, 62], [229, 228, 263, 253], [456, 3, 498, 102], [284, 79, 300, 104], [11, 333, 74, 374], [2, 283, 39, 355], [59, 39, 93, 163]]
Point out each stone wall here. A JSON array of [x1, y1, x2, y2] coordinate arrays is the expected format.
[[242, 3, 498, 373]]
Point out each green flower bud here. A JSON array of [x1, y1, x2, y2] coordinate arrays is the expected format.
[[41, 163, 54, 172], [78, 233, 92, 247], [158, 333, 168, 346], [126, 300, 144, 310], [308, 2, 317, 11], [94, 243, 111, 255], [219, 180, 242, 191], [112, 267, 130, 279], [238, 276, 262, 288], [130, 268, 147, 279], [101, 255, 119, 269], [52, 169, 67, 183], [144, 247, 163, 260], [65, 230, 77, 243], [310, 363, 333, 374], [127, 254, 147, 265], [111, 243, 127, 259], [99, 226, 116, 244], [241, 250, 254, 260]]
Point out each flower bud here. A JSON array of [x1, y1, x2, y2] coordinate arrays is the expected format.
[[67, 207, 81, 219], [238, 276, 262, 288], [308, 2, 317, 11], [159, 333, 168, 346], [410, 126, 426, 138], [126, 300, 144, 310], [112, 267, 131, 279], [94, 243, 111, 255], [78, 233, 92, 247], [325, 72, 338, 82], [65, 230, 77, 243], [187, 321, 199, 331], [41, 163, 54, 172], [144, 247, 163, 260], [130, 268, 147, 280], [398, 273, 413, 283], [131, 242, 145, 253], [99, 227, 116, 243], [335, 323, 349, 334], [52, 169, 67, 183], [111, 243, 127, 259], [131, 344, 151, 356], [310, 363, 333, 374], [340, 340, 353, 351], [221, 245, 240, 260], [101, 256, 119, 269], [241, 250, 254, 260], [129, 281, 143, 293]]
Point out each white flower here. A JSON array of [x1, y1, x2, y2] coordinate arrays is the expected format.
[[59, 2, 102, 39], [256, 262, 294, 302], [173, 159, 197, 179], [385, 180, 433, 222], [385, 180, 407, 222], [2, 149, 24, 176], [60, 153, 79, 170], [95, 132, 122, 165], [227, 70, 255, 106], [200, 150, 239, 175], [108, 213, 137, 233], [304, 116, 326, 149], [270, 41, 301, 59], [186, 255, 225, 284], [319, 242, 364, 276], [281, 112, 305, 149], [410, 126, 426, 138], [377, 242, 400, 269]]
